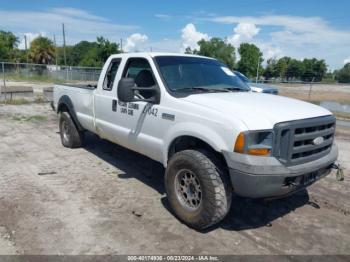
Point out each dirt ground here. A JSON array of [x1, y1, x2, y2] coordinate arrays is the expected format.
[[0, 103, 350, 255], [276, 83, 350, 104]]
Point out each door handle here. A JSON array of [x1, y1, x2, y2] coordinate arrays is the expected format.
[[112, 99, 117, 112]]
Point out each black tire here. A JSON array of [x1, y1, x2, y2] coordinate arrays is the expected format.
[[59, 111, 84, 148], [165, 149, 232, 229]]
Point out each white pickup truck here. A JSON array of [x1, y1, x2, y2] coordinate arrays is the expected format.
[[53, 52, 338, 229]]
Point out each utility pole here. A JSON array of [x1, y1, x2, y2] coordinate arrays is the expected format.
[[2, 62, 5, 101], [62, 23, 67, 66], [53, 35, 58, 66], [120, 38, 123, 52], [256, 58, 260, 84], [24, 35, 29, 64], [24, 35, 27, 50]]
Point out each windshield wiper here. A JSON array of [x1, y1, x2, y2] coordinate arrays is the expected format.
[[175, 87, 231, 93], [224, 87, 249, 92]]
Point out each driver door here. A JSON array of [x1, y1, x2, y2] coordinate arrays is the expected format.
[[115, 57, 162, 158]]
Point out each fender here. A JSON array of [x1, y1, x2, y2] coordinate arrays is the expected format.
[[162, 122, 231, 166], [57, 95, 84, 131]]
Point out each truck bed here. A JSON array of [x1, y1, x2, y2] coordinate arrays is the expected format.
[[53, 83, 96, 133], [57, 83, 97, 90]]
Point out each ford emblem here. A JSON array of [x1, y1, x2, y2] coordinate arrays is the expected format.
[[312, 136, 324, 145]]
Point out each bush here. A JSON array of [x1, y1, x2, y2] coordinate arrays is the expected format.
[[336, 63, 350, 83]]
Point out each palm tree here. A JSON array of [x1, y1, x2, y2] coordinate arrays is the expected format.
[[29, 36, 55, 64]]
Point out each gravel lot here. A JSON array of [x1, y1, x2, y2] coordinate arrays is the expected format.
[[0, 103, 349, 255]]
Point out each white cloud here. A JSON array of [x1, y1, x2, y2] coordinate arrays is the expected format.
[[154, 14, 171, 20], [124, 33, 148, 52], [225, 23, 281, 62], [52, 7, 108, 22], [211, 15, 327, 33], [257, 42, 283, 60], [234, 23, 260, 39], [226, 23, 260, 46], [0, 8, 138, 46], [18, 32, 45, 50], [344, 57, 350, 65], [211, 15, 350, 46], [146, 38, 182, 52], [181, 23, 209, 51], [210, 14, 350, 69]]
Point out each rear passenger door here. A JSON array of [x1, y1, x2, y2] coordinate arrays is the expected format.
[[94, 58, 123, 142]]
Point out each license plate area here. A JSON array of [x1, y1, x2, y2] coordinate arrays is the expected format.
[[301, 167, 329, 186]]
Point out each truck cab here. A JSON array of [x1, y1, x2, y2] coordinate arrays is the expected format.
[[54, 52, 338, 230]]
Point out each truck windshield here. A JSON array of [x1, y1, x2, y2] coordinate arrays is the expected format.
[[154, 56, 250, 93]]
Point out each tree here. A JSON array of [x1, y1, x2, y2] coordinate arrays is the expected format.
[[313, 59, 327, 82], [57, 37, 120, 67], [193, 38, 236, 69], [96, 36, 120, 62], [0, 30, 19, 60], [263, 58, 278, 80], [336, 63, 350, 83], [29, 36, 55, 64], [286, 59, 303, 80], [275, 57, 291, 80], [11, 49, 27, 63], [184, 47, 194, 54], [301, 58, 327, 82], [62, 41, 97, 66], [237, 43, 263, 78]]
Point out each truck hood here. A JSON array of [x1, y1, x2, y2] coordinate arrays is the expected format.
[[181, 92, 332, 130]]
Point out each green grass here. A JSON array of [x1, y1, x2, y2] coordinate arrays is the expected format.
[[34, 95, 47, 103], [12, 115, 47, 122], [0, 98, 31, 105], [0, 95, 49, 105], [5, 74, 66, 84]]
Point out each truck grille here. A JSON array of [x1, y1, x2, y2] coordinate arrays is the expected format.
[[273, 116, 336, 166]]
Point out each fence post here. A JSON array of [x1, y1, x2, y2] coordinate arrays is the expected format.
[[1, 62, 5, 101], [308, 77, 315, 100]]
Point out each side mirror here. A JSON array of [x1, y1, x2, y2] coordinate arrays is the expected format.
[[117, 78, 160, 104], [117, 78, 135, 102]]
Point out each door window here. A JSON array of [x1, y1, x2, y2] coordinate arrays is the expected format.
[[103, 58, 121, 90], [123, 58, 157, 98]]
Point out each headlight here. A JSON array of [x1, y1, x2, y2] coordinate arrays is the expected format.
[[234, 131, 273, 156], [251, 87, 263, 92]]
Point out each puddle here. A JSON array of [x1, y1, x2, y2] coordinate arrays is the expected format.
[[320, 101, 350, 113]]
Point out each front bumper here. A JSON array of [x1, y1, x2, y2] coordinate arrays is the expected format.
[[223, 144, 338, 198]]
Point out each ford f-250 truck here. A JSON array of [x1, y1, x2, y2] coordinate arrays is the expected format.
[[53, 52, 338, 229]]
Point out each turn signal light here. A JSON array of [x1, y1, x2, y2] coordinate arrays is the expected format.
[[247, 148, 270, 156], [234, 132, 245, 153]]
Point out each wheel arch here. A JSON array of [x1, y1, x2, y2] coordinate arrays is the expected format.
[[57, 95, 84, 131], [166, 135, 229, 170]]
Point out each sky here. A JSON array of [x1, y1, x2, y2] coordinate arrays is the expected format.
[[0, 0, 349, 69]]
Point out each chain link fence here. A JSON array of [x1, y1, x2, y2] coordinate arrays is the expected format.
[[1, 62, 102, 102], [1, 62, 101, 84]]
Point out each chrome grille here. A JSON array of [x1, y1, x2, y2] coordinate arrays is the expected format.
[[273, 116, 336, 166]]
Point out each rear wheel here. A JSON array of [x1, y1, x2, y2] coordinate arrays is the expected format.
[[165, 149, 232, 229], [59, 111, 84, 148]]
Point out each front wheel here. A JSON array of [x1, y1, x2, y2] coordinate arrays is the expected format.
[[165, 150, 232, 230]]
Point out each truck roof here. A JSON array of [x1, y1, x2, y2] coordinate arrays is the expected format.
[[109, 52, 215, 60]]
